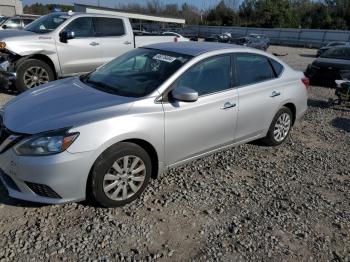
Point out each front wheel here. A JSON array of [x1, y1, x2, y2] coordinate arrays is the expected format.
[[89, 142, 152, 207], [15, 59, 55, 92], [261, 107, 293, 146]]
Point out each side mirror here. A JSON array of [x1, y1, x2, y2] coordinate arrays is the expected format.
[[2, 25, 7, 29], [171, 87, 198, 103], [59, 31, 75, 43]]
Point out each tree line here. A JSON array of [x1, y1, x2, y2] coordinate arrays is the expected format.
[[23, 0, 350, 30]]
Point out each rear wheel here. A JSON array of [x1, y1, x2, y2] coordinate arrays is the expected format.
[[261, 107, 292, 146], [15, 59, 54, 92], [89, 142, 152, 207]]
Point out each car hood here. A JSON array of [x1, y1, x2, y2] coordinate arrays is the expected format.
[[0, 29, 36, 40], [2, 77, 135, 134]]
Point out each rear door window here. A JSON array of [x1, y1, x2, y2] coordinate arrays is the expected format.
[[235, 53, 275, 86], [94, 17, 125, 37]]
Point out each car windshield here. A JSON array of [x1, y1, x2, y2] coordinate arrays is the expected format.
[[321, 47, 350, 60], [81, 48, 192, 97], [25, 13, 68, 33]]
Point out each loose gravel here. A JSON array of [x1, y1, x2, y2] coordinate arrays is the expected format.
[[0, 46, 349, 262]]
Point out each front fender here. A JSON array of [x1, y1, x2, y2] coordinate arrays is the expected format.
[[4, 37, 61, 76], [5, 35, 56, 57], [67, 114, 165, 164]]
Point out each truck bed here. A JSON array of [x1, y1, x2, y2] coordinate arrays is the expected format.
[[134, 35, 178, 48]]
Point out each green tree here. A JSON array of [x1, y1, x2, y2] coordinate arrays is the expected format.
[[206, 0, 237, 26]]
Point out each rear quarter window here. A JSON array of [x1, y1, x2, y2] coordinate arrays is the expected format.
[[270, 59, 284, 77]]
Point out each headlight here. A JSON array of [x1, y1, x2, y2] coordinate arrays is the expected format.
[[0, 42, 6, 49], [14, 129, 79, 156]]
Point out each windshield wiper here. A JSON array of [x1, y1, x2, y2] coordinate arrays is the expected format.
[[85, 79, 120, 95]]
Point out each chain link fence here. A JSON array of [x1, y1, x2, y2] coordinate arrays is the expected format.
[[180, 25, 350, 48]]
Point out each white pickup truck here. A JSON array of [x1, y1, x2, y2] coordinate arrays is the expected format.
[[0, 12, 184, 91]]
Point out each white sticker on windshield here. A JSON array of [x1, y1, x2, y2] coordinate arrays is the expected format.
[[153, 54, 176, 63]]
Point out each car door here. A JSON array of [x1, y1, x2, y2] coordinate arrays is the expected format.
[[234, 53, 283, 142], [93, 17, 134, 65], [162, 54, 239, 166], [56, 16, 102, 76]]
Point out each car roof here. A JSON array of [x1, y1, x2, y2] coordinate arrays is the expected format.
[[51, 11, 126, 19], [144, 42, 244, 56]]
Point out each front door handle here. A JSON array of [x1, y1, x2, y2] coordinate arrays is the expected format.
[[221, 102, 236, 110], [89, 42, 99, 46], [124, 41, 132, 45], [270, 91, 281, 97]]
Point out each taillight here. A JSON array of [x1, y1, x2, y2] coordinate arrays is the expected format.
[[301, 77, 310, 90]]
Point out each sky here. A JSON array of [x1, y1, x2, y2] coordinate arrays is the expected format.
[[22, 0, 231, 10]]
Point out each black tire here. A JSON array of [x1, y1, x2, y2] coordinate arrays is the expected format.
[[15, 59, 55, 92], [261, 106, 293, 146], [89, 142, 152, 208]]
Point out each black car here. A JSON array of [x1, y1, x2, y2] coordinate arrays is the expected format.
[[204, 33, 231, 43], [305, 46, 350, 86], [316, 42, 349, 57], [231, 36, 268, 51]]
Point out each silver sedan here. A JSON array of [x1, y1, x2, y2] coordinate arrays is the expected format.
[[0, 42, 308, 207]]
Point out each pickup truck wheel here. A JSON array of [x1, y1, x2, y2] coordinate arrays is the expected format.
[[15, 59, 54, 92], [261, 107, 292, 146], [89, 142, 152, 207]]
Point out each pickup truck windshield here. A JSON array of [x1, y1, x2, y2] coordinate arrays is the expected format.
[[25, 13, 68, 33], [81, 48, 193, 97]]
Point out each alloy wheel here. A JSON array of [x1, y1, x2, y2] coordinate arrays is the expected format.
[[23, 66, 50, 88], [273, 113, 291, 142], [103, 155, 146, 201]]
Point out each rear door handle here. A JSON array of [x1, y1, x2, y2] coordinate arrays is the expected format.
[[270, 91, 281, 97], [124, 41, 132, 45], [89, 42, 99, 46], [221, 102, 236, 110]]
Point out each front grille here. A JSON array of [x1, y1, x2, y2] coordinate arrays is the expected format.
[[0, 172, 20, 191], [25, 182, 61, 199]]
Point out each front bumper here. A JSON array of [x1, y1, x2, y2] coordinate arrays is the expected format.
[[0, 149, 95, 204], [0, 60, 16, 88]]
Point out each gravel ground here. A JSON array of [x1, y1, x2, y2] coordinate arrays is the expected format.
[[0, 46, 349, 262]]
